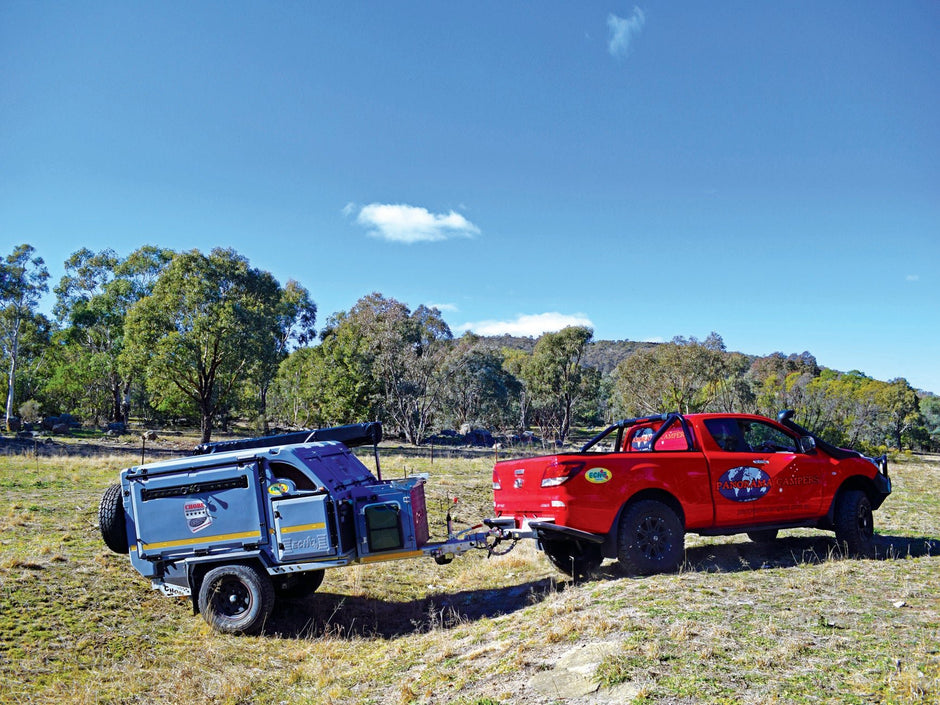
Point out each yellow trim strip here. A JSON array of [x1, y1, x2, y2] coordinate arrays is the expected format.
[[141, 530, 261, 551], [359, 549, 424, 564], [279, 522, 326, 535]]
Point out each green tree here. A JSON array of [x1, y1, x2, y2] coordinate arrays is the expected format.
[[614, 333, 728, 417], [502, 347, 532, 431], [52, 246, 172, 423], [1, 245, 50, 429], [439, 333, 521, 431], [122, 248, 283, 443], [518, 326, 595, 443], [919, 395, 940, 451], [877, 378, 920, 451], [248, 279, 316, 433], [301, 293, 452, 443]]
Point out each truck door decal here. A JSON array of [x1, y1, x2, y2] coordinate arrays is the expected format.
[[716, 466, 772, 502]]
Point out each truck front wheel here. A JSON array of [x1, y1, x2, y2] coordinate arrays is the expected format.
[[834, 489, 875, 558], [617, 500, 684, 576], [198, 564, 275, 635]]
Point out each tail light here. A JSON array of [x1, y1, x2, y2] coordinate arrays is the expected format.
[[492, 468, 501, 491], [540, 460, 585, 488]]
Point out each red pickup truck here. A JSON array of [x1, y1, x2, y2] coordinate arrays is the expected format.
[[492, 410, 891, 578]]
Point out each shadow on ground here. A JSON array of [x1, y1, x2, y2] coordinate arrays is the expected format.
[[265, 576, 564, 639], [678, 533, 938, 575], [262, 533, 937, 639]]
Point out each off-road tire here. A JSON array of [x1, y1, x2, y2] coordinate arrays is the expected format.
[[834, 489, 875, 558], [617, 499, 685, 576], [99, 483, 129, 554], [542, 540, 602, 580], [198, 564, 275, 635], [273, 568, 325, 596], [746, 529, 779, 543]]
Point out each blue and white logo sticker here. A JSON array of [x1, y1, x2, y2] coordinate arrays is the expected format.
[[716, 466, 771, 502]]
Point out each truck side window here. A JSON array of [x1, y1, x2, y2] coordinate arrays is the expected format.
[[269, 461, 317, 491], [704, 418, 748, 452], [740, 421, 797, 453]]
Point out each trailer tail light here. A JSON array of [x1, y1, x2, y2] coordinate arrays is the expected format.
[[540, 461, 585, 488], [492, 468, 501, 491]]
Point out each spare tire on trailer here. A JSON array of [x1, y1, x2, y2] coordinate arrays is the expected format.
[[99, 483, 129, 554]]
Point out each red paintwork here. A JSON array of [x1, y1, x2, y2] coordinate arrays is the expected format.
[[492, 413, 883, 538]]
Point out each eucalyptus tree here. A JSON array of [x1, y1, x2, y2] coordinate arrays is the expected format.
[[52, 246, 172, 423], [122, 248, 283, 443], [613, 333, 728, 417], [1, 244, 50, 429], [299, 293, 452, 443], [439, 333, 521, 432], [249, 279, 316, 432], [517, 326, 596, 444]]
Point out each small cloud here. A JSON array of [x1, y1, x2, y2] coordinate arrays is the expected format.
[[353, 203, 480, 244], [341, 202, 356, 217], [607, 7, 645, 58], [906, 274, 920, 282], [457, 312, 594, 337], [427, 302, 458, 313]]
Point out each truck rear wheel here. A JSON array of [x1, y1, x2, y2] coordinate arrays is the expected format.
[[617, 499, 684, 576], [198, 564, 275, 635], [834, 489, 875, 558], [542, 540, 602, 580], [99, 483, 129, 554]]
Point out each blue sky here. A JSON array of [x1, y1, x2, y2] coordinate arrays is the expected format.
[[2, 2, 938, 393]]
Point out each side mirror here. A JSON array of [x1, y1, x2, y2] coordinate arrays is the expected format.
[[798, 435, 816, 454]]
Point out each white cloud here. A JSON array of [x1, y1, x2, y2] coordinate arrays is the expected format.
[[906, 274, 920, 282], [353, 203, 480, 244], [607, 7, 645, 58], [427, 302, 458, 313], [458, 312, 594, 337]]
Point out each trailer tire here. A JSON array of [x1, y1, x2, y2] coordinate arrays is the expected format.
[[542, 540, 602, 580], [99, 483, 129, 554], [617, 499, 684, 576], [834, 489, 875, 558], [198, 564, 275, 635]]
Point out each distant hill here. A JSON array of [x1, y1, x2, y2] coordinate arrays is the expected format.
[[582, 339, 659, 376], [479, 334, 657, 376]]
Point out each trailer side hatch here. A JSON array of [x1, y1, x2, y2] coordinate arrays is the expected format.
[[272, 494, 336, 561]]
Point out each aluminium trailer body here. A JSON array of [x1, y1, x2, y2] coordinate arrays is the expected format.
[[100, 424, 515, 634]]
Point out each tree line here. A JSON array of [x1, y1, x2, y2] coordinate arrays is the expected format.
[[2, 243, 937, 452]]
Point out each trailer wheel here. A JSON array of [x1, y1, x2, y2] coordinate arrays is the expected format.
[[746, 529, 778, 543], [617, 499, 684, 576], [99, 483, 129, 554], [198, 564, 275, 635], [274, 569, 325, 597], [834, 489, 875, 558]]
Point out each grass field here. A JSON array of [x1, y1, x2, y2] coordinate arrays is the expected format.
[[0, 448, 937, 704]]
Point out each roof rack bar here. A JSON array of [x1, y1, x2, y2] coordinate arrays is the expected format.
[[192, 422, 383, 456]]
